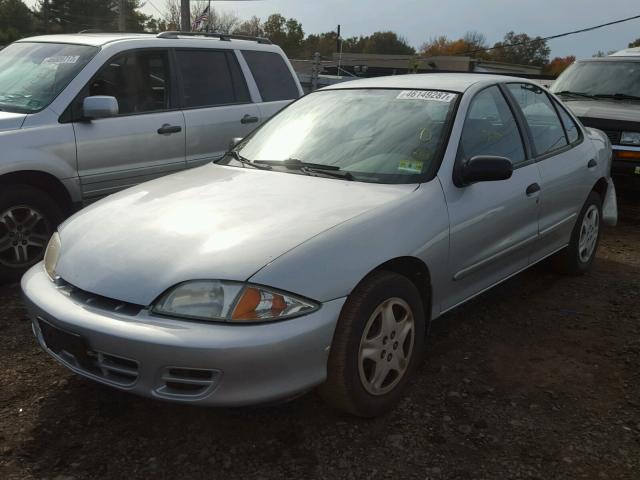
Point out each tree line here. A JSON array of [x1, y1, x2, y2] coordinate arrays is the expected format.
[[1, 0, 639, 76]]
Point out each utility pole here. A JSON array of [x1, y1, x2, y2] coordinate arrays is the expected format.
[[181, 0, 191, 31], [118, 0, 126, 32], [43, 0, 49, 33]]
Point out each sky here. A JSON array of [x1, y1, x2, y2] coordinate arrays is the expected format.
[[136, 0, 640, 59]]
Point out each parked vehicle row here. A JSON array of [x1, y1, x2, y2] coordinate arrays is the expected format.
[[22, 73, 617, 416], [0, 32, 302, 280]]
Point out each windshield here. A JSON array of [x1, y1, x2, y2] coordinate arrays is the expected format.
[[551, 61, 640, 98], [0, 42, 98, 113], [235, 88, 458, 184]]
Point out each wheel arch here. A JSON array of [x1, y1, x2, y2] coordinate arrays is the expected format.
[[367, 256, 432, 324], [0, 171, 74, 215], [591, 177, 608, 201]]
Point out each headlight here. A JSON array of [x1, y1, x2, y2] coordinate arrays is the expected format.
[[621, 131, 640, 146], [43, 232, 61, 281], [152, 280, 319, 323]]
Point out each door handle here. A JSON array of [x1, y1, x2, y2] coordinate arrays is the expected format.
[[587, 158, 598, 168], [526, 183, 541, 196], [157, 124, 182, 135], [241, 114, 259, 124]]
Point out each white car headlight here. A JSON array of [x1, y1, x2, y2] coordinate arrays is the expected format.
[[152, 280, 319, 323], [43, 232, 61, 281], [621, 131, 640, 146]]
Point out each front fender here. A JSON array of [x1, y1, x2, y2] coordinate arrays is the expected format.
[[249, 180, 450, 319]]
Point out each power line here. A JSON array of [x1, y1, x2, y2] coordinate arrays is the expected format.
[[146, 0, 165, 17], [462, 13, 640, 55]]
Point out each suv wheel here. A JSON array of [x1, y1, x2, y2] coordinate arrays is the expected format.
[[319, 271, 427, 417], [0, 185, 62, 282]]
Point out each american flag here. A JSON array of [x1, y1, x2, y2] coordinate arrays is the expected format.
[[192, 6, 210, 31]]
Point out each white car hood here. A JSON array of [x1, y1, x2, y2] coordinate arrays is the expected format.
[[0, 111, 26, 130], [55, 164, 416, 305], [563, 99, 640, 123]]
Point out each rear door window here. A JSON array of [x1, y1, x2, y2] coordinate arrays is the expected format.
[[554, 100, 581, 144], [507, 83, 568, 156], [176, 50, 249, 108], [241, 50, 299, 102]]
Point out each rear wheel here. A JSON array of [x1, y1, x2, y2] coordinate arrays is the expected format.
[[0, 185, 62, 282], [319, 271, 427, 417], [552, 191, 602, 275]]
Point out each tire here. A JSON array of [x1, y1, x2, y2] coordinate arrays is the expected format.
[[0, 184, 63, 282], [319, 271, 427, 417], [552, 191, 602, 275]]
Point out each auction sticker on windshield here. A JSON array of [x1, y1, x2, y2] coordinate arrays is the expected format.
[[43, 56, 80, 65], [396, 90, 456, 102]]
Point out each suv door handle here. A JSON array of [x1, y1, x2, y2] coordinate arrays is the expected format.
[[587, 159, 598, 168], [157, 124, 182, 135], [526, 183, 541, 196], [241, 114, 259, 124]]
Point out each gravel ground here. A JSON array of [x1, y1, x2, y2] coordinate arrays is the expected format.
[[0, 199, 639, 480]]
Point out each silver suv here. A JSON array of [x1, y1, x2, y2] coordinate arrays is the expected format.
[[0, 32, 302, 280]]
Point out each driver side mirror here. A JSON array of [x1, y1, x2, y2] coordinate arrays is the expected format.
[[458, 155, 513, 186], [83, 95, 119, 120]]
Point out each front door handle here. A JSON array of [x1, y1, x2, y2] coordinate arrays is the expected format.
[[587, 158, 598, 168], [241, 114, 259, 124], [526, 183, 541, 196], [157, 124, 182, 135]]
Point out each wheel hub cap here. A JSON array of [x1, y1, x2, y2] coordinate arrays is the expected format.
[[0, 206, 50, 268], [578, 205, 600, 263], [358, 297, 415, 396]]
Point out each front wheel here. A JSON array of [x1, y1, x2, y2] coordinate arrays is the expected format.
[[0, 185, 62, 282], [319, 271, 427, 417], [552, 191, 602, 275]]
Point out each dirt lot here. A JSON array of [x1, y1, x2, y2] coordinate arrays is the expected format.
[[1, 201, 639, 480]]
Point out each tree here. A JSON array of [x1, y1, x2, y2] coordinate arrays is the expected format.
[[489, 31, 550, 66], [262, 14, 304, 57], [233, 15, 263, 37], [543, 55, 576, 76], [629, 38, 640, 48], [301, 31, 339, 58], [345, 31, 415, 55], [0, 0, 35, 44]]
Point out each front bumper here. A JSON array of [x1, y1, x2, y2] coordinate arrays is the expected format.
[[21, 265, 345, 406]]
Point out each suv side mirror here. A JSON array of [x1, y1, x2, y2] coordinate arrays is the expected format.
[[83, 96, 119, 120], [459, 156, 513, 185]]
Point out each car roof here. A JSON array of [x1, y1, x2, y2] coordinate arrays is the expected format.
[[323, 73, 534, 93], [609, 47, 640, 57], [17, 33, 278, 51]]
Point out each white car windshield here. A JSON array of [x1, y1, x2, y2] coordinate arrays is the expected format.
[[0, 42, 98, 113], [236, 88, 459, 184], [551, 61, 640, 99]]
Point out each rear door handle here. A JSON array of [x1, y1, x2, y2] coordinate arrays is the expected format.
[[241, 114, 259, 124], [526, 183, 541, 196], [157, 124, 182, 135], [587, 158, 598, 168]]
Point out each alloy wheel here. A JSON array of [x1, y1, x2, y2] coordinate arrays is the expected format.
[[578, 204, 599, 263], [358, 297, 415, 396], [0, 205, 51, 268]]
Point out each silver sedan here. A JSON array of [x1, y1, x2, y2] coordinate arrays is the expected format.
[[22, 74, 617, 416]]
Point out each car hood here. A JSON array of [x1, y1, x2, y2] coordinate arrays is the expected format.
[[562, 99, 640, 123], [0, 111, 26, 131], [55, 164, 417, 305]]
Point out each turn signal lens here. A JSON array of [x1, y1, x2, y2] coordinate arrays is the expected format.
[[43, 232, 61, 281], [615, 150, 640, 160], [231, 286, 318, 322]]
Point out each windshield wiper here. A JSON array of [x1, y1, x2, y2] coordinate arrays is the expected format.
[[593, 93, 640, 101], [216, 150, 272, 170], [254, 159, 354, 181], [553, 90, 595, 99]]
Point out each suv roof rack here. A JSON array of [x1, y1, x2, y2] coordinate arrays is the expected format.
[[156, 31, 272, 44]]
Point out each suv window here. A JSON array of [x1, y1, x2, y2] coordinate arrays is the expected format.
[[241, 50, 299, 102], [507, 83, 568, 156], [553, 100, 580, 144], [88, 50, 170, 115], [459, 85, 525, 164], [176, 50, 249, 108]]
